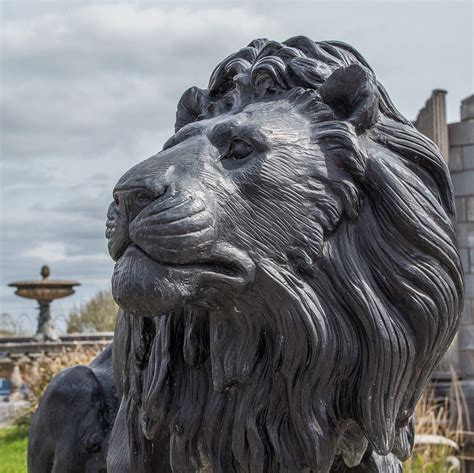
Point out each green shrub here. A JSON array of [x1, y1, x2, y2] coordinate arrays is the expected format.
[[67, 290, 118, 332]]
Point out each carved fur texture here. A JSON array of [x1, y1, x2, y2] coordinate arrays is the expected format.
[[106, 36, 463, 472]]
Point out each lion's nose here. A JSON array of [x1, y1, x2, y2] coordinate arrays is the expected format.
[[112, 181, 169, 222]]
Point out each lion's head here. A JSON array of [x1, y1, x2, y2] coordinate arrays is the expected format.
[[106, 37, 463, 472]]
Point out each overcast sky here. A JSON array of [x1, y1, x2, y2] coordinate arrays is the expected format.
[[1, 0, 472, 334]]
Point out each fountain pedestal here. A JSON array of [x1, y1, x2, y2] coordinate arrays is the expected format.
[[34, 300, 56, 342], [9, 266, 80, 342]]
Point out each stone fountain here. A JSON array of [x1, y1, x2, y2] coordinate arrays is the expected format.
[[9, 266, 80, 342]]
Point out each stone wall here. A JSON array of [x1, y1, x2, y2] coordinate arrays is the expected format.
[[449, 95, 474, 424]]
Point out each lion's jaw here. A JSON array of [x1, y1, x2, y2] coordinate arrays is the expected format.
[[111, 242, 256, 316]]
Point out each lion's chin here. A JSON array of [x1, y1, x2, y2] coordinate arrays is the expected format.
[[111, 245, 190, 316], [111, 244, 256, 316]]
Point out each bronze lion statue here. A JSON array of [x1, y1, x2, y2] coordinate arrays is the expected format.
[[29, 36, 463, 473]]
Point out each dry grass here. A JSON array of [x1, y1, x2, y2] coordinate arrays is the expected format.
[[404, 369, 472, 471]]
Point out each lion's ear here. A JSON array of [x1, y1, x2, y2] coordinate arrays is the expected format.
[[319, 64, 379, 133], [175, 86, 208, 132]]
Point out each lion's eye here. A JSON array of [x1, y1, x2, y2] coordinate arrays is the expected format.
[[222, 138, 255, 161], [135, 191, 152, 204]]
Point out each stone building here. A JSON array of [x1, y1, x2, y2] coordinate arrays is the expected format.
[[416, 92, 474, 428]]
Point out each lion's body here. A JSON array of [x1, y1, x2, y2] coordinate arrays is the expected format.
[[28, 345, 118, 473], [30, 36, 463, 473]]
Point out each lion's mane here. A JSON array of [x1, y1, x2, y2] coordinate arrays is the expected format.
[[120, 37, 463, 472]]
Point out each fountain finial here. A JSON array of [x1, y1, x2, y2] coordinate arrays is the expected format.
[[41, 265, 50, 280]]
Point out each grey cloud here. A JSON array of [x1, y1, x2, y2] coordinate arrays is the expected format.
[[1, 1, 472, 326]]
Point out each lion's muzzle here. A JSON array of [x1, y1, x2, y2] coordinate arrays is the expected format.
[[106, 184, 216, 265], [129, 190, 215, 264]]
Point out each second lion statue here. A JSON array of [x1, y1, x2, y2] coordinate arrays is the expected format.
[[29, 36, 463, 473]]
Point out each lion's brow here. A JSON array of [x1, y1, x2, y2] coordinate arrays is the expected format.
[[208, 121, 238, 146], [172, 120, 210, 146]]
